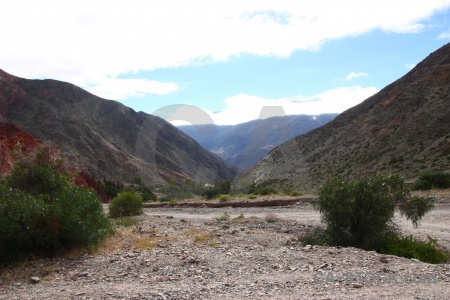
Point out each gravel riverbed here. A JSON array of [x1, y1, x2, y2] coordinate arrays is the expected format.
[[1, 195, 450, 299]]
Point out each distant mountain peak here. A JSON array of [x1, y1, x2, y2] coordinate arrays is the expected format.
[[179, 113, 338, 170]]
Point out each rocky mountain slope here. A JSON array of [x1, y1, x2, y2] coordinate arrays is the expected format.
[[0, 70, 235, 186], [248, 44, 450, 192], [178, 114, 336, 170], [0, 122, 40, 174]]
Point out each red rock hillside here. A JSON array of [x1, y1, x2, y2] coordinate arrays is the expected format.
[[0, 122, 40, 174], [74, 171, 110, 203], [0, 122, 109, 202]]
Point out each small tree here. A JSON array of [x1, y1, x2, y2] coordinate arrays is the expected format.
[[315, 174, 434, 249], [202, 180, 231, 199], [109, 192, 143, 218]]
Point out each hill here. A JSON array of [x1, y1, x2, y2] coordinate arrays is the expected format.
[[0, 69, 235, 186], [247, 44, 450, 192], [178, 114, 337, 170]]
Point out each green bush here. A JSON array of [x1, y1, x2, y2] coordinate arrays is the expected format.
[[413, 171, 450, 190], [109, 192, 143, 218], [248, 182, 277, 195], [142, 186, 157, 201], [6, 147, 66, 198], [101, 180, 124, 199], [314, 174, 434, 249], [218, 194, 230, 202], [203, 180, 231, 199], [301, 174, 448, 263], [0, 148, 113, 266], [378, 233, 448, 264]]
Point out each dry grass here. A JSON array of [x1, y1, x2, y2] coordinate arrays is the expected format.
[[231, 215, 260, 223], [183, 228, 218, 246], [265, 213, 280, 223]]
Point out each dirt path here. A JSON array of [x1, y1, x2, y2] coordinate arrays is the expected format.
[[144, 201, 450, 250]]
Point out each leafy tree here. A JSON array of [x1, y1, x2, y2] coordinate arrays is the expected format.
[[315, 174, 434, 249]]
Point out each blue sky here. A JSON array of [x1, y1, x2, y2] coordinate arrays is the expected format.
[[1, 1, 450, 125]]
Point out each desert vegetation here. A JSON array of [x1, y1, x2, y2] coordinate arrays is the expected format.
[[0, 147, 113, 267], [108, 192, 143, 218], [413, 171, 450, 190], [300, 174, 448, 263]]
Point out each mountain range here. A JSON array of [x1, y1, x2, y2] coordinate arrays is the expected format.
[[178, 114, 337, 170], [247, 43, 450, 192], [0, 69, 235, 186], [2, 44, 449, 192]]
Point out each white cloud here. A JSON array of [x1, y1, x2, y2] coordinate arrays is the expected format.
[[438, 30, 450, 39], [86, 78, 178, 100], [346, 72, 368, 80], [167, 86, 380, 125], [1, 0, 449, 91], [405, 63, 417, 69]]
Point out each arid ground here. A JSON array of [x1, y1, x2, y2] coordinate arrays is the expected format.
[[1, 190, 449, 299]]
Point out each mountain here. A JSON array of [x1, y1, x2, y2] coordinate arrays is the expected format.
[[178, 114, 337, 170], [247, 44, 450, 192], [0, 122, 40, 174], [0, 69, 235, 186]]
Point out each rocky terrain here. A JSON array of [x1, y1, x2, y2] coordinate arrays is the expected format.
[[179, 114, 337, 170], [0, 69, 235, 186], [0, 122, 40, 174], [248, 44, 450, 192], [1, 191, 449, 299]]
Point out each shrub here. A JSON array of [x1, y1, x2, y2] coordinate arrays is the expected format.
[[142, 186, 157, 201], [265, 214, 279, 223], [378, 234, 448, 264], [248, 194, 258, 199], [413, 171, 450, 190], [101, 180, 124, 199], [233, 214, 245, 220], [248, 182, 277, 195], [203, 180, 231, 199], [214, 212, 230, 221], [314, 174, 434, 249], [302, 174, 448, 263], [6, 147, 66, 198], [218, 194, 230, 202], [109, 192, 143, 218], [0, 148, 112, 266], [285, 190, 301, 196]]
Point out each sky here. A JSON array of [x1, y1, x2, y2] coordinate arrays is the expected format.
[[1, 0, 450, 125]]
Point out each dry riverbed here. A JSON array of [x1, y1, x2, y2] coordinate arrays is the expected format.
[[1, 192, 450, 299]]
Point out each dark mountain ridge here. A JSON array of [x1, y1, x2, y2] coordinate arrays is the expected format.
[[248, 44, 450, 192], [0, 69, 235, 186], [178, 114, 337, 170]]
